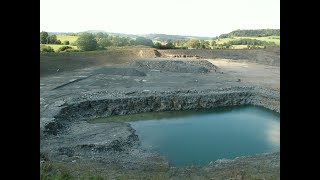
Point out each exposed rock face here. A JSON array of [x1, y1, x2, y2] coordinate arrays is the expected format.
[[48, 87, 278, 134], [40, 86, 279, 171]]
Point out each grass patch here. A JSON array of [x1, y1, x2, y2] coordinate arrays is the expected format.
[[57, 35, 79, 44], [40, 163, 73, 180], [40, 162, 106, 180], [40, 161, 169, 180], [215, 38, 235, 44]]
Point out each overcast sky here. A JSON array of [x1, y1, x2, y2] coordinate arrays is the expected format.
[[40, 0, 280, 37]]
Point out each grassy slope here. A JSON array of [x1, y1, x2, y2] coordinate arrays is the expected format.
[[207, 36, 280, 49], [214, 36, 280, 45]]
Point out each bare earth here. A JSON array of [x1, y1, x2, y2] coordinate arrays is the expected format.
[[40, 47, 280, 179]]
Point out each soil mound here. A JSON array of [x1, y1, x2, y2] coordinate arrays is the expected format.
[[133, 60, 216, 73]]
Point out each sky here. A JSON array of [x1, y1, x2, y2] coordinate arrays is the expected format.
[[40, 0, 280, 37]]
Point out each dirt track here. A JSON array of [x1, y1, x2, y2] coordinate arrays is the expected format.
[[40, 47, 280, 179]]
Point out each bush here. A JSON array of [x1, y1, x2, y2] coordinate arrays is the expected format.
[[97, 38, 112, 49], [57, 46, 72, 52], [65, 49, 80, 52], [40, 31, 49, 44], [135, 37, 154, 47], [63, 41, 70, 45], [154, 42, 176, 49], [76, 33, 97, 51], [48, 35, 58, 44], [223, 38, 276, 47], [40, 45, 54, 52]]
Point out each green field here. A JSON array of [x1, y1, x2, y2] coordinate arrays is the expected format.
[[214, 38, 235, 44], [236, 36, 280, 45], [214, 36, 280, 45], [43, 44, 78, 51], [57, 35, 79, 44]]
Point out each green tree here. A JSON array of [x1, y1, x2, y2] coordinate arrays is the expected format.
[[129, 39, 136, 46], [48, 35, 58, 44], [40, 45, 54, 52], [187, 40, 201, 49], [117, 37, 130, 46], [111, 36, 121, 46], [165, 42, 175, 49], [57, 46, 72, 52], [154, 42, 162, 49], [219, 34, 229, 38], [76, 33, 98, 51], [135, 37, 154, 47], [200, 40, 210, 49], [97, 38, 112, 49], [211, 40, 216, 46], [63, 41, 70, 45], [96, 32, 108, 39], [40, 31, 49, 44]]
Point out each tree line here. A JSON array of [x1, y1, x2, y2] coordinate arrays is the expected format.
[[218, 29, 280, 38], [40, 31, 279, 53], [40, 31, 155, 52], [222, 39, 277, 47], [40, 31, 69, 45], [77, 33, 155, 51]]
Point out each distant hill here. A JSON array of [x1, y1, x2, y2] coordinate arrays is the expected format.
[[84, 31, 213, 41], [48, 31, 213, 42], [143, 34, 212, 42], [84, 30, 106, 33], [47, 32, 74, 35], [219, 29, 280, 38]]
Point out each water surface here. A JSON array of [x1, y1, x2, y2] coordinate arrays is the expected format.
[[94, 106, 280, 166]]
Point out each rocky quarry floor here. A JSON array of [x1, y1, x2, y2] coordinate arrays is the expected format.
[[40, 49, 280, 179]]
